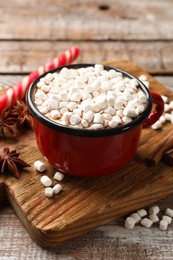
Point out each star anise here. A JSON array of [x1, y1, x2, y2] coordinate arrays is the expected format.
[[11, 99, 33, 127], [0, 107, 17, 137], [0, 147, 30, 178]]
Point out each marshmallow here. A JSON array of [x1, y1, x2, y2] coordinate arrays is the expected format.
[[124, 217, 135, 230], [165, 208, 173, 218], [162, 215, 172, 224], [149, 206, 160, 215], [53, 184, 62, 194], [34, 160, 46, 172], [130, 213, 141, 224], [50, 110, 61, 120], [45, 187, 53, 197], [47, 99, 59, 111], [93, 113, 104, 124], [141, 218, 153, 228], [149, 214, 159, 223], [137, 209, 147, 218], [40, 175, 52, 187], [159, 220, 168, 231], [69, 114, 81, 126], [161, 95, 168, 104], [54, 171, 64, 181]]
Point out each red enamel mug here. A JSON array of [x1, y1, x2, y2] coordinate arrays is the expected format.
[[26, 64, 164, 177]]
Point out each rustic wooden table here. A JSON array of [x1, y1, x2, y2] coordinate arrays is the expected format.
[[1, 0, 173, 259]]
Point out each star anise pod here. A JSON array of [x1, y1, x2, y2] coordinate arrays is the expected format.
[[11, 99, 33, 127], [0, 107, 17, 137], [0, 147, 31, 178]]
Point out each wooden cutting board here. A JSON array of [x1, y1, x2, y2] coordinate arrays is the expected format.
[[0, 59, 173, 248]]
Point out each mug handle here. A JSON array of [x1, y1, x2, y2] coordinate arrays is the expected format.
[[143, 92, 164, 128]]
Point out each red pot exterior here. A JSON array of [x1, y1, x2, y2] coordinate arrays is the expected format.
[[34, 119, 142, 177]]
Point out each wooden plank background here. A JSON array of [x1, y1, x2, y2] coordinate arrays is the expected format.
[[0, 0, 173, 259]]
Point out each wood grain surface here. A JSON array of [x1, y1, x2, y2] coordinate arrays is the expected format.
[[0, 59, 173, 249], [1, 0, 173, 258]]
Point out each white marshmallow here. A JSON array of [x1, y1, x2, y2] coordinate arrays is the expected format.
[[94, 96, 108, 109], [54, 171, 64, 181], [149, 214, 159, 223], [137, 209, 147, 218], [60, 107, 68, 115], [40, 175, 52, 187], [69, 114, 81, 126], [90, 123, 103, 130], [139, 74, 147, 81], [95, 64, 104, 72], [149, 205, 160, 215], [39, 106, 49, 114], [164, 104, 170, 112], [83, 111, 94, 123], [47, 99, 59, 111], [91, 80, 101, 91], [81, 119, 89, 128], [124, 217, 135, 230], [103, 113, 113, 121], [50, 110, 61, 120], [151, 121, 162, 130], [93, 113, 104, 124], [108, 120, 118, 128], [138, 93, 147, 103], [62, 112, 73, 124], [130, 213, 141, 224], [41, 84, 51, 92], [159, 115, 166, 124], [108, 69, 117, 79], [45, 187, 53, 197], [122, 116, 132, 124], [141, 218, 153, 228], [161, 95, 168, 104], [135, 105, 145, 114], [165, 208, 173, 218], [162, 215, 172, 224], [59, 101, 68, 108], [35, 99, 43, 106], [164, 113, 172, 122], [34, 160, 46, 172], [159, 220, 168, 231], [73, 108, 82, 116], [35, 89, 47, 101], [70, 92, 82, 102], [53, 184, 62, 194], [112, 115, 122, 125], [59, 92, 68, 102], [67, 102, 78, 111]]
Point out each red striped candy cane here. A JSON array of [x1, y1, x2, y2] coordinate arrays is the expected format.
[[0, 46, 80, 111]]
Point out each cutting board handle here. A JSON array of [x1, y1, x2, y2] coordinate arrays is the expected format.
[[143, 92, 164, 128]]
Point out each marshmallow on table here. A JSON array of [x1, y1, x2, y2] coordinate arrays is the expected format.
[[54, 171, 64, 181], [141, 218, 153, 228], [34, 160, 46, 172], [159, 220, 168, 231], [130, 213, 141, 224], [165, 208, 173, 218], [40, 175, 52, 187], [149, 206, 160, 215], [137, 209, 147, 218], [124, 217, 135, 230], [149, 214, 159, 223], [53, 184, 62, 194], [45, 187, 53, 198], [162, 215, 172, 224]]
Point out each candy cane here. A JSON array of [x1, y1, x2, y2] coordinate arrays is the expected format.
[[0, 46, 80, 111]]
